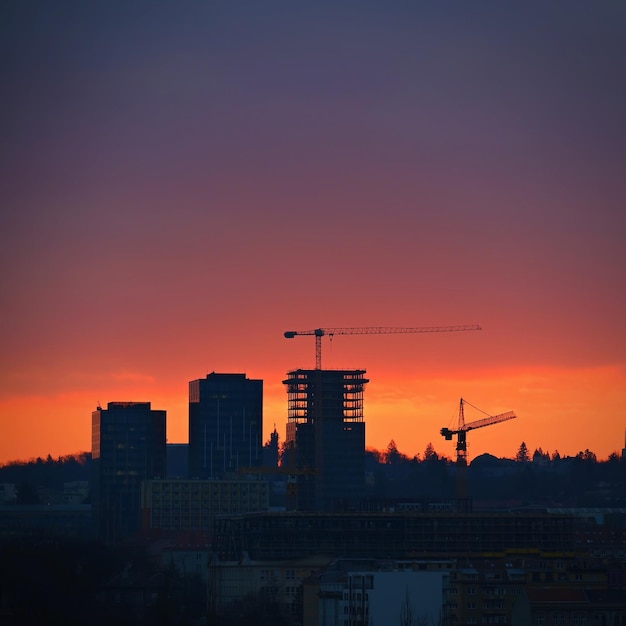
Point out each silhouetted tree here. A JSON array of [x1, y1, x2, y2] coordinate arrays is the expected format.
[[423, 442, 438, 461], [385, 440, 402, 464], [400, 586, 415, 626], [515, 442, 530, 463], [577, 449, 597, 462], [366, 448, 383, 463], [0, 452, 91, 490]]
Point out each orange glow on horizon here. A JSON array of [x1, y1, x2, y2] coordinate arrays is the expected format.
[[1, 364, 623, 465], [2, 1, 625, 480]]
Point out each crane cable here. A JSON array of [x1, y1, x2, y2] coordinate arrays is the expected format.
[[461, 398, 493, 418], [445, 398, 492, 430]]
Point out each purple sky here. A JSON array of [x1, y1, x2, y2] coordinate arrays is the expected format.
[[1, 1, 625, 463]]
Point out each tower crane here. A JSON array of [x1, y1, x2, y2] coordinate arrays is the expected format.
[[441, 398, 517, 501], [284, 325, 482, 369]]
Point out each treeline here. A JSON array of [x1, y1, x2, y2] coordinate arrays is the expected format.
[[367, 438, 621, 465], [364, 440, 626, 507], [2, 443, 625, 508], [0, 453, 91, 504]]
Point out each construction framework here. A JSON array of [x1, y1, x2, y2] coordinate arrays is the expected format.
[[283, 369, 369, 511], [284, 369, 368, 426]]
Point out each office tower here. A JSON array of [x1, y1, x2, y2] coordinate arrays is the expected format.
[[283, 369, 368, 511], [91, 401, 166, 544], [188, 372, 263, 479]]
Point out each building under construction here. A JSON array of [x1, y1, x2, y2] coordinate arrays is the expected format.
[[283, 369, 369, 511]]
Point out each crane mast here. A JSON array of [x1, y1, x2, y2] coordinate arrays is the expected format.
[[284, 325, 482, 369], [441, 398, 517, 501]]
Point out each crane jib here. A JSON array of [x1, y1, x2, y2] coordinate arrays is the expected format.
[[284, 325, 482, 369]]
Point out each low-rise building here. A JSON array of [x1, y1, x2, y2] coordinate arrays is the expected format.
[[445, 562, 528, 625], [63, 480, 89, 505], [304, 559, 452, 626], [161, 544, 210, 582], [0, 504, 93, 540], [213, 510, 577, 561], [141, 478, 269, 532], [0, 483, 16, 504], [209, 553, 333, 626]]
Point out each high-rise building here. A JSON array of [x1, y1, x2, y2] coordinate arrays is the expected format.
[[188, 372, 263, 479], [91, 401, 166, 544], [283, 369, 368, 511]]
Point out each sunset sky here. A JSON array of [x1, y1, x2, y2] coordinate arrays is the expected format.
[[2, 1, 625, 465]]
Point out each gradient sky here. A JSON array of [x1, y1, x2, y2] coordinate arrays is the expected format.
[[2, 1, 625, 465]]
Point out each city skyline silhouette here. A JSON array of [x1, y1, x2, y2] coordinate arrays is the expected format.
[[2, 1, 625, 465]]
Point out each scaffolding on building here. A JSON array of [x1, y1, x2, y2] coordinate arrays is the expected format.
[[284, 369, 368, 425], [283, 369, 369, 512]]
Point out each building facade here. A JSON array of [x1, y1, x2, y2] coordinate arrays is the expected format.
[[91, 401, 166, 544], [305, 560, 449, 626], [214, 511, 577, 562], [141, 478, 269, 532], [283, 369, 368, 511], [208, 553, 333, 625], [188, 373, 263, 479]]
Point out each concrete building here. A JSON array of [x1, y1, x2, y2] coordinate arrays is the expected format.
[[283, 369, 368, 511], [188, 373, 263, 479], [214, 510, 577, 562], [526, 587, 626, 625], [0, 504, 92, 540], [92, 401, 166, 544], [0, 483, 17, 504], [305, 560, 450, 626], [208, 553, 333, 625], [62, 480, 89, 505], [445, 563, 528, 625], [161, 544, 211, 582]]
